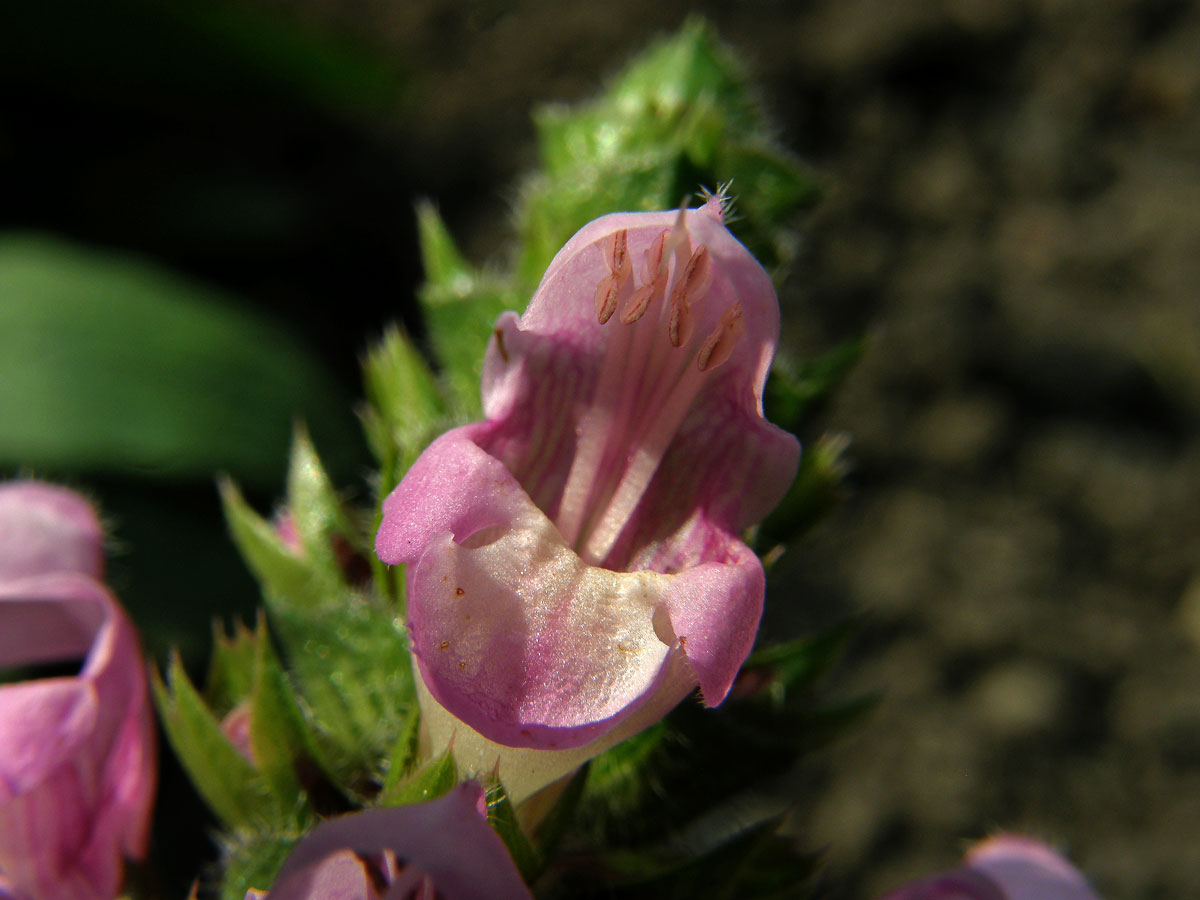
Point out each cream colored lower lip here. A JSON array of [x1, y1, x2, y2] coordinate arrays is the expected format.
[[413, 653, 694, 806]]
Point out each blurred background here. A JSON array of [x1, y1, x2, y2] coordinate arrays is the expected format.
[[3, 1, 1198, 897]]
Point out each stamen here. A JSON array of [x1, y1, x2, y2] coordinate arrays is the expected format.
[[622, 230, 669, 324], [661, 202, 692, 277], [667, 246, 710, 348], [594, 229, 631, 324], [578, 360, 708, 566], [696, 302, 744, 372], [560, 215, 735, 568], [595, 274, 621, 324]]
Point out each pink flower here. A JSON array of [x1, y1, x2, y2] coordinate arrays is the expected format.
[[0, 482, 156, 900], [376, 200, 798, 798], [879, 835, 1102, 900], [250, 782, 531, 900]]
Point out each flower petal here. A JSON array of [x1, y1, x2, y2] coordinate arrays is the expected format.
[[475, 208, 799, 565], [382, 428, 690, 750], [966, 835, 1101, 900], [0, 573, 155, 899], [270, 783, 530, 900], [268, 850, 377, 900], [0, 680, 97, 801], [0, 482, 103, 582]]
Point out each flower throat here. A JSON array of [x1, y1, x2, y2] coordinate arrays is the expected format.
[[554, 207, 746, 569]]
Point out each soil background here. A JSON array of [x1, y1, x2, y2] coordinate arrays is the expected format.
[[4, 1, 1199, 898]]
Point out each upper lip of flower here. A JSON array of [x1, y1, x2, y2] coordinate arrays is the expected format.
[[376, 203, 799, 753]]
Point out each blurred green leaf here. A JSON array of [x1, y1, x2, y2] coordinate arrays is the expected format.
[[380, 749, 457, 807], [219, 829, 300, 900], [0, 233, 356, 487], [206, 616, 260, 716], [758, 432, 850, 547], [153, 652, 275, 829], [583, 722, 671, 823], [361, 322, 449, 489], [380, 705, 422, 794], [2, 0, 406, 118], [743, 624, 854, 706], [587, 816, 819, 900], [765, 338, 866, 433]]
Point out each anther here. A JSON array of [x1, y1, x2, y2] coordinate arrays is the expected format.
[[594, 229, 631, 324], [696, 302, 745, 372], [595, 274, 621, 323], [667, 246, 711, 348], [621, 230, 670, 324]]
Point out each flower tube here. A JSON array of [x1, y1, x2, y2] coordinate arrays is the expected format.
[[377, 199, 799, 799], [0, 482, 156, 900]]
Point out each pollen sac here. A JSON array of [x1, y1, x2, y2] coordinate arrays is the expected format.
[[594, 229, 631, 324], [667, 246, 711, 348], [696, 302, 745, 372]]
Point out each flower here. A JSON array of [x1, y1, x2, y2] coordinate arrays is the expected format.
[[879, 835, 1102, 900], [249, 782, 531, 900], [376, 199, 799, 799], [0, 482, 156, 900]]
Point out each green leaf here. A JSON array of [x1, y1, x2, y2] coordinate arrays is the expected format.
[[742, 624, 854, 705], [483, 778, 540, 882], [515, 17, 818, 285], [220, 476, 328, 610], [416, 200, 473, 291], [219, 828, 301, 900], [529, 764, 590, 864], [248, 618, 334, 813], [0, 233, 356, 487], [380, 705, 422, 794], [380, 749, 457, 807], [598, 816, 819, 900], [361, 323, 448, 489], [283, 428, 360, 597], [268, 600, 414, 786], [765, 338, 866, 433], [152, 652, 275, 828], [583, 722, 671, 821], [758, 432, 850, 547], [413, 201, 520, 418], [206, 616, 260, 715]]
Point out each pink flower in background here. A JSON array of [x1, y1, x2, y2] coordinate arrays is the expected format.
[[0, 482, 156, 900], [376, 200, 798, 798], [879, 834, 1102, 900], [0, 482, 104, 582], [249, 782, 531, 900]]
